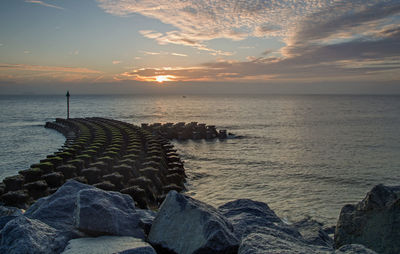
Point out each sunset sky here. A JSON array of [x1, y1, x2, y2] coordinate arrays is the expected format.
[[0, 0, 399, 94]]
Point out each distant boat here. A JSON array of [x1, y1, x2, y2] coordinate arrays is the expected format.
[[182, 96, 186, 98]]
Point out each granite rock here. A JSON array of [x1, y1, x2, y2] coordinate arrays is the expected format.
[[25, 179, 94, 232], [148, 190, 238, 254], [334, 184, 400, 254], [75, 188, 145, 239], [0, 216, 68, 254]]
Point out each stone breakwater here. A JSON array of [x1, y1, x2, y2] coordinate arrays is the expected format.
[[0, 117, 192, 209], [1, 180, 395, 254], [141, 122, 230, 140]]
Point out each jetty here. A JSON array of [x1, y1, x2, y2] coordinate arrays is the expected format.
[[0, 117, 191, 209]]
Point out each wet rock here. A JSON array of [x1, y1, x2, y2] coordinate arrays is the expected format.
[[334, 184, 400, 254], [121, 186, 148, 209], [0, 216, 68, 254], [56, 164, 77, 179], [42, 172, 65, 188], [162, 183, 185, 193], [0, 183, 5, 196], [75, 188, 145, 239], [68, 175, 87, 185], [293, 216, 333, 247], [88, 161, 109, 174], [148, 191, 238, 254], [61, 236, 156, 254], [24, 180, 49, 200], [114, 164, 134, 179], [19, 168, 43, 183], [3, 175, 24, 191], [25, 179, 94, 232], [80, 167, 102, 184], [1, 190, 29, 208], [334, 244, 378, 254], [102, 172, 124, 189], [166, 173, 185, 186], [93, 181, 116, 191]]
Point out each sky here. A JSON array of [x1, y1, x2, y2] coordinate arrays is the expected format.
[[0, 0, 399, 94]]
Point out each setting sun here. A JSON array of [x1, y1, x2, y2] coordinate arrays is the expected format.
[[155, 75, 175, 83]]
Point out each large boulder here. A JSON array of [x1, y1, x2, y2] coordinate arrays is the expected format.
[[293, 217, 333, 247], [0, 216, 68, 254], [238, 232, 332, 254], [75, 188, 145, 239], [61, 236, 156, 254], [148, 191, 238, 254], [219, 199, 333, 254], [24, 179, 94, 232], [334, 184, 400, 254], [218, 199, 291, 239]]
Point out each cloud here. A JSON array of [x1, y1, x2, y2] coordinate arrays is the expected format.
[[0, 63, 102, 83], [115, 26, 400, 83], [97, 0, 324, 53], [171, 53, 187, 57], [0, 63, 101, 74], [112, 60, 122, 64], [98, 0, 399, 84], [0, 44, 3, 47], [23, 50, 31, 54], [69, 49, 79, 56], [25, 0, 64, 10], [142, 51, 161, 55]]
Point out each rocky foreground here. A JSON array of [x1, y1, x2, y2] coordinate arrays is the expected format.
[[0, 180, 398, 254]]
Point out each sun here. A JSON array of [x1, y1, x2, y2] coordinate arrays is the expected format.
[[155, 75, 174, 83]]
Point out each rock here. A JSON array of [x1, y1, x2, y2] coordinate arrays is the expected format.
[[75, 188, 145, 239], [219, 199, 333, 254], [1, 190, 29, 208], [80, 167, 102, 184], [0, 205, 23, 230], [56, 164, 77, 179], [218, 199, 287, 239], [238, 232, 332, 254], [136, 209, 157, 235], [121, 186, 148, 209], [293, 216, 333, 247], [148, 191, 238, 254], [61, 236, 156, 254], [19, 168, 43, 183], [334, 244, 378, 254], [0, 216, 68, 254], [334, 184, 400, 254], [42, 172, 65, 188], [3, 175, 24, 191], [24, 180, 49, 200], [25, 179, 94, 232], [93, 181, 116, 191], [102, 172, 124, 187]]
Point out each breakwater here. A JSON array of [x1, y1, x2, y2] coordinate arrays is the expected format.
[[0, 117, 197, 209]]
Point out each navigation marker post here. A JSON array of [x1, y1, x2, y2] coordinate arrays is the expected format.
[[66, 91, 70, 119]]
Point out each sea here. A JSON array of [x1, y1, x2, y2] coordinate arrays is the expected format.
[[1, 94, 400, 227]]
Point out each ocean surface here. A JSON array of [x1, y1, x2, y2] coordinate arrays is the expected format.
[[1, 94, 400, 226]]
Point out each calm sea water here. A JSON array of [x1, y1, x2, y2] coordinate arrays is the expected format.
[[1, 94, 400, 226]]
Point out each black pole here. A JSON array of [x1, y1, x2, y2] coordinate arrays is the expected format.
[[66, 91, 70, 119]]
